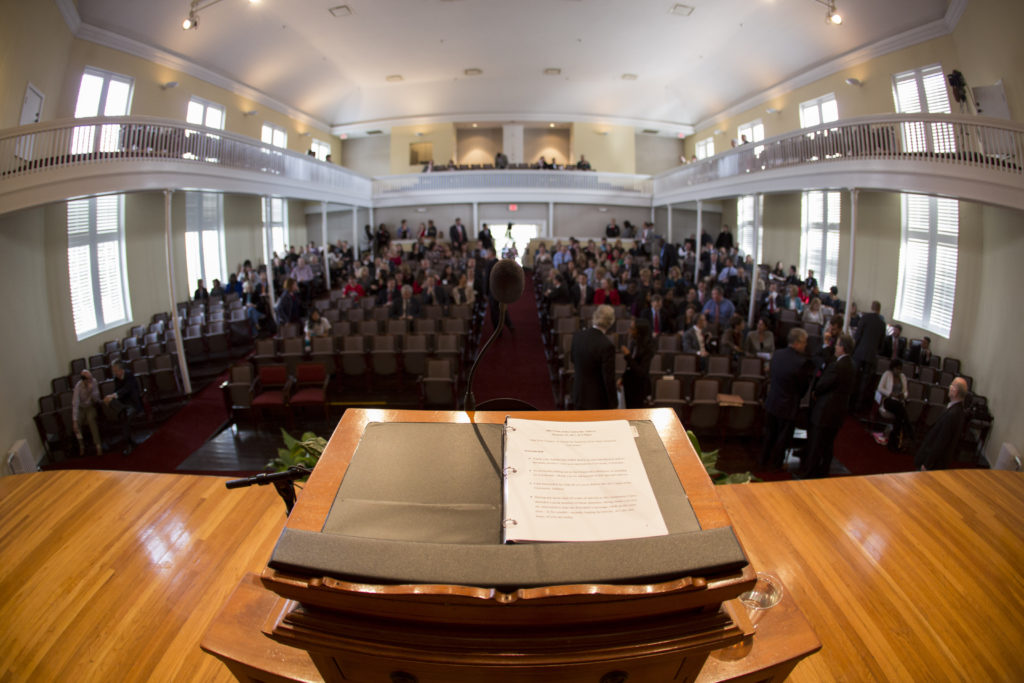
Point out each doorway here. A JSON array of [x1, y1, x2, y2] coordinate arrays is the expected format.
[[492, 222, 542, 265]]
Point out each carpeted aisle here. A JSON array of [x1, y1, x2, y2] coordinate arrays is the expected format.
[[44, 375, 229, 474], [472, 272, 557, 410]]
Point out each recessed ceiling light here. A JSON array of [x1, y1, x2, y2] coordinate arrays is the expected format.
[[670, 4, 695, 16], [385, 74, 403, 82], [464, 68, 482, 76], [328, 5, 352, 17], [622, 73, 638, 81], [544, 68, 562, 76]]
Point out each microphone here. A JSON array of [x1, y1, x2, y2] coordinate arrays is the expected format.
[[225, 466, 312, 489], [464, 259, 524, 410], [489, 258, 525, 303]]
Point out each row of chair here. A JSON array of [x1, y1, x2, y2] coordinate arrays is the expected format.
[[223, 362, 330, 424]]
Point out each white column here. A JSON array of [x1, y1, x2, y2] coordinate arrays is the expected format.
[[503, 125, 524, 165], [262, 197, 276, 311], [843, 189, 859, 333], [548, 202, 554, 238], [666, 204, 673, 244], [321, 201, 329, 293], [472, 201, 479, 239], [748, 194, 762, 330], [351, 205, 358, 254], [163, 190, 191, 395], [694, 200, 703, 284]]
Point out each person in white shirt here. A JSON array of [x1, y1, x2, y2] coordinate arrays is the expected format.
[[874, 359, 912, 452], [72, 370, 102, 456]]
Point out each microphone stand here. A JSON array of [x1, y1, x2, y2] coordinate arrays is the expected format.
[[463, 302, 506, 411], [225, 466, 312, 515]]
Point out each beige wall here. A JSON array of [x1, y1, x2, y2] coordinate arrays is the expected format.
[[457, 128, 502, 166], [341, 135, 391, 177], [635, 135, 685, 176], [524, 128, 570, 167], [552, 204, 650, 239], [572, 123, 635, 174], [952, 0, 1024, 120], [0, 1, 75, 129], [390, 124, 456, 174]]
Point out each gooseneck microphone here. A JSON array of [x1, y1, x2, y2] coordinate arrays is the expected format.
[[463, 259, 525, 410]]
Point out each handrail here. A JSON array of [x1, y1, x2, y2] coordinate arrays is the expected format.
[[652, 113, 1024, 197], [0, 115, 372, 197], [373, 169, 653, 196]]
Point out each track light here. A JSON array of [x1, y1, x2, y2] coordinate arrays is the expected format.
[[182, 12, 197, 29], [181, 0, 240, 31], [814, 0, 842, 25]]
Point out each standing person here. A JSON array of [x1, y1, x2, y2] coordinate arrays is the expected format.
[[193, 279, 209, 302], [274, 278, 302, 326], [478, 223, 494, 254], [620, 318, 654, 409], [914, 378, 969, 470], [571, 305, 617, 410], [72, 370, 103, 456], [761, 328, 813, 470], [853, 300, 886, 410], [103, 361, 143, 455], [800, 333, 856, 479], [449, 217, 468, 250]]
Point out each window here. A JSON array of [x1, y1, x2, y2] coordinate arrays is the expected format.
[[695, 137, 714, 160], [185, 192, 226, 290], [186, 97, 225, 129], [799, 93, 839, 128], [261, 123, 287, 149], [895, 194, 958, 338], [800, 191, 841, 293], [736, 195, 763, 263], [263, 197, 288, 257], [892, 64, 955, 153], [310, 138, 331, 161], [71, 67, 133, 154], [737, 120, 765, 159], [67, 195, 132, 340]]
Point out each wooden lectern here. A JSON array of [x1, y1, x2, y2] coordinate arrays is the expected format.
[[202, 409, 819, 682]]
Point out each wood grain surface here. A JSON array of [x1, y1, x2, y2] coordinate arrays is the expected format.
[[716, 469, 1024, 682], [0, 469, 286, 683]]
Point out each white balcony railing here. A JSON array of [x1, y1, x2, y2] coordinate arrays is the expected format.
[[653, 113, 1024, 199], [373, 169, 653, 197], [0, 115, 372, 200]]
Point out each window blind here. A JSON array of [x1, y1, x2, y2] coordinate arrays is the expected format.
[[800, 191, 841, 292], [895, 194, 958, 338], [67, 195, 131, 340]]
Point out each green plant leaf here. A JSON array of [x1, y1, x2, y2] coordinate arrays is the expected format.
[[281, 428, 299, 452]]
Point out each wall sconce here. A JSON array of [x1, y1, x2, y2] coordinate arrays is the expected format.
[[162, 81, 179, 90], [243, 109, 258, 116], [845, 77, 863, 87]]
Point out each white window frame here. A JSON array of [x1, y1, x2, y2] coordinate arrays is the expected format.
[[186, 96, 225, 130], [894, 193, 958, 339], [800, 191, 841, 293], [184, 96, 225, 162], [261, 122, 287, 149], [736, 195, 763, 263], [892, 64, 955, 154], [310, 138, 331, 161], [185, 192, 226, 292], [737, 119, 765, 156], [263, 197, 289, 258], [67, 195, 132, 340], [695, 137, 714, 160], [799, 93, 839, 129], [71, 67, 134, 154]]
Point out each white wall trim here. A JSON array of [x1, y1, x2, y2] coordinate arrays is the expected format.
[[693, 17, 954, 132], [944, 0, 969, 31], [72, 23, 332, 134], [54, 0, 81, 34]]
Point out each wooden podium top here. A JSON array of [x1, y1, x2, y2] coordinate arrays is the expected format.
[[287, 407, 732, 536]]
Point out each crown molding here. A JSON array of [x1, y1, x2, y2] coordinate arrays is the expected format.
[[694, 15, 955, 132], [54, 0, 81, 34], [944, 0, 968, 31], [72, 22, 332, 134], [331, 112, 695, 138]]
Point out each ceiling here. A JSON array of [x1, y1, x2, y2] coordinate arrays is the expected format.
[[76, 0, 952, 136]]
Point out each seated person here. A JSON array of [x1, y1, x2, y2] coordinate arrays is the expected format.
[[103, 361, 144, 455], [802, 297, 825, 325], [682, 313, 711, 371], [593, 277, 621, 306], [305, 309, 332, 342], [719, 315, 746, 359], [782, 284, 804, 314], [744, 317, 776, 358], [389, 284, 422, 320], [874, 359, 913, 452], [881, 324, 908, 360]]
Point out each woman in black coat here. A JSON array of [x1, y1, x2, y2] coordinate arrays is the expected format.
[[620, 318, 654, 409]]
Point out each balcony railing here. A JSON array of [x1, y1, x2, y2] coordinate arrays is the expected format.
[[653, 113, 1024, 198], [0, 115, 371, 198], [373, 169, 653, 197]]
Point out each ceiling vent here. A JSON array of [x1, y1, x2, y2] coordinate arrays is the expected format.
[[543, 68, 562, 76], [366, 130, 383, 135], [464, 68, 483, 76], [670, 4, 695, 16], [642, 129, 659, 135], [328, 5, 352, 17], [622, 73, 638, 81]]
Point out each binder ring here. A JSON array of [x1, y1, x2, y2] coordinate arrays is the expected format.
[[503, 466, 517, 475], [502, 518, 518, 528]]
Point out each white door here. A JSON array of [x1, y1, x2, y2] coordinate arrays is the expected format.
[[16, 83, 44, 160]]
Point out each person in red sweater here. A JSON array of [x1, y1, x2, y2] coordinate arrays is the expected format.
[[342, 275, 365, 300], [592, 277, 621, 306]]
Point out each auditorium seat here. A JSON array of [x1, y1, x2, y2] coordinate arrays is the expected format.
[[289, 363, 329, 420], [251, 364, 291, 424], [688, 379, 720, 435]]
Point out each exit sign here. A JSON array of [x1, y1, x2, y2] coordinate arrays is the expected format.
[[508, 204, 518, 212]]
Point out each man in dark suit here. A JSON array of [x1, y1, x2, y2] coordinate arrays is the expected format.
[[389, 284, 422, 320], [761, 328, 813, 470], [570, 273, 593, 311], [571, 305, 617, 410], [449, 217, 468, 250], [852, 300, 885, 410], [914, 378, 968, 470], [103, 361, 144, 454], [881, 323, 908, 360], [800, 333, 856, 478]]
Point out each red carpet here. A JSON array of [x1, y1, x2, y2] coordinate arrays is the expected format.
[[45, 375, 229, 473], [472, 272, 557, 410]]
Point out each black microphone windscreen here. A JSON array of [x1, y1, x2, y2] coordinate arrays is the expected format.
[[489, 259, 525, 304]]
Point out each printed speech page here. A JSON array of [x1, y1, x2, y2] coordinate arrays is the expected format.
[[502, 418, 668, 543]]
